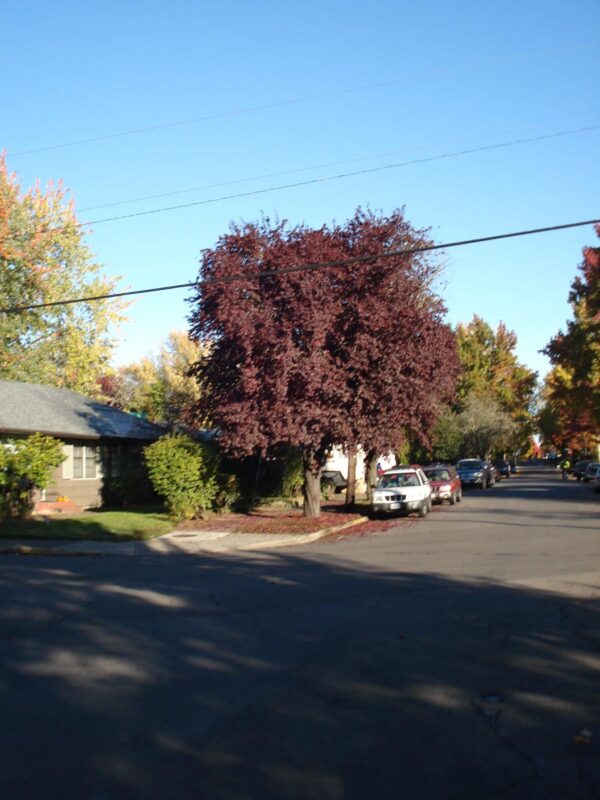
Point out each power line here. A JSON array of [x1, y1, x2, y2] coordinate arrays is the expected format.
[[77, 115, 599, 214], [6, 43, 582, 158], [77, 147, 418, 212], [22, 125, 600, 237], [2, 217, 598, 314]]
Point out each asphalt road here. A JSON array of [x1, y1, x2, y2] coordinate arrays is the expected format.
[[1, 466, 598, 799]]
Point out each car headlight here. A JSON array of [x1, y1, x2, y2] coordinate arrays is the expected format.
[[474, 471, 482, 477]]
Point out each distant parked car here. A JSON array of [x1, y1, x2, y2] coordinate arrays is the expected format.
[[372, 466, 432, 517], [494, 460, 511, 479], [423, 464, 462, 505], [572, 461, 591, 481], [595, 473, 600, 494], [456, 459, 495, 489], [583, 463, 600, 483], [486, 461, 499, 483]]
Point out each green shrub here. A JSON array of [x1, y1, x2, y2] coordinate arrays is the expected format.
[[101, 467, 158, 508], [281, 447, 304, 498], [213, 472, 240, 513], [0, 434, 65, 519], [144, 434, 219, 519], [320, 476, 336, 500]]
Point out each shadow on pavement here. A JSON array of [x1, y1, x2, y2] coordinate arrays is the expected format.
[[0, 551, 598, 799]]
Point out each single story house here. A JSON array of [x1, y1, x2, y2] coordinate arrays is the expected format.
[[0, 380, 165, 510]]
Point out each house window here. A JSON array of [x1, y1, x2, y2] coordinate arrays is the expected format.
[[72, 445, 98, 479]]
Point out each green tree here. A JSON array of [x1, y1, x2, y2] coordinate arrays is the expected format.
[[102, 331, 206, 424], [454, 316, 537, 452], [0, 434, 65, 518], [0, 156, 124, 397], [455, 394, 516, 458]]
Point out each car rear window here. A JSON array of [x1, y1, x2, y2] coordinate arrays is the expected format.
[[425, 469, 451, 480]]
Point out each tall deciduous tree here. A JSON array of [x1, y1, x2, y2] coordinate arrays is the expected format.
[[188, 209, 459, 517], [455, 315, 537, 451], [543, 227, 600, 454], [0, 156, 123, 396], [100, 330, 205, 424]]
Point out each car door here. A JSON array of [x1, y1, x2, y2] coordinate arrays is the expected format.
[[418, 469, 431, 500]]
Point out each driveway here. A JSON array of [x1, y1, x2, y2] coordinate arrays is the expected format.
[[0, 467, 598, 799]]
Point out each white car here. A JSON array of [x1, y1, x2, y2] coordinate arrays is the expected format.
[[372, 467, 432, 517]]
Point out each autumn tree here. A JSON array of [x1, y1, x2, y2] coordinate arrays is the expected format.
[[188, 209, 459, 517], [99, 331, 205, 424], [455, 315, 537, 452], [543, 226, 600, 455], [0, 156, 123, 397]]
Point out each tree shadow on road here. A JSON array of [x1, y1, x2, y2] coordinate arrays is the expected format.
[[0, 551, 598, 799]]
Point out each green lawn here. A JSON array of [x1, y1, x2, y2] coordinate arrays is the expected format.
[[0, 507, 174, 541]]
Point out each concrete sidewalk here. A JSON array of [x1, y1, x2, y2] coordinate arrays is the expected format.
[[0, 516, 366, 557]]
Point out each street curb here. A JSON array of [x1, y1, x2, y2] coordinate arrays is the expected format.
[[218, 515, 368, 551], [0, 516, 369, 557], [0, 545, 107, 557]]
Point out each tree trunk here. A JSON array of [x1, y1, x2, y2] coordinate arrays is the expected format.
[[303, 448, 322, 518], [365, 449, 379, 503], [345, 446, 357, 507]]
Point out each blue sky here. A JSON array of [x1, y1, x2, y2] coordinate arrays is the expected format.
[[3, 0, 599, 378]]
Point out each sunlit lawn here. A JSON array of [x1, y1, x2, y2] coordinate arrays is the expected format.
[[0, 507, 174, 541]]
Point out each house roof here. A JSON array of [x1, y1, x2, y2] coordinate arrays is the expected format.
[[0, 380, 165, 441]]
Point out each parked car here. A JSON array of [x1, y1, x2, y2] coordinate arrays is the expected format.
[[486, 461, 499, 483], [583, 463, 600, 483], [456, 459, 495, 489], [372, 466, 432, 517], [572, 460, 591, 481], [423, 464, 462, 505], [494, 460, 511, 479], [595, 473, 600, 494]]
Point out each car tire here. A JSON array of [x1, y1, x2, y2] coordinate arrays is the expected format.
[[456, 489, 462, 503], [449, 492, 456, 505], [418, 501, 428, 518]]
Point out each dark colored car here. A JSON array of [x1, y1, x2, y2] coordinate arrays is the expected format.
[[494, 460, 510, 479], [456, 458, 495, 489], [572, 461, 591, 481], [583, 463, 600, 483], [423, 464, 462, 505]]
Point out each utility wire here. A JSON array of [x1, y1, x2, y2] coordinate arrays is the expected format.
[[77, 115, 599, 213], [6, 43, 582, 158], [19, 124, 600, 238], [2, 218, 598, 314]]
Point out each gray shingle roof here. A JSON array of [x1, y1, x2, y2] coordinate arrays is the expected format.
[[0, 380, 165, 441]]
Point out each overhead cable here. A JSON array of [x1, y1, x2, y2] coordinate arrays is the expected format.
[[16, 125, 600, 239], [6, 43, 583, 158], [2, 217, 598, 314]]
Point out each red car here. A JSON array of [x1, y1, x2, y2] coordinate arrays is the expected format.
[[423, 464, 462, 505]]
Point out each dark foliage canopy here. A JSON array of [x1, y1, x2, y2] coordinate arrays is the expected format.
[[188, 209, 459, 463]]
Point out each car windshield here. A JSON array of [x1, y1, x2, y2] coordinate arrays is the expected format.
[[458, 460, 483, 469], [378, 472, 420, 488], [424, 469, 451, 481]]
